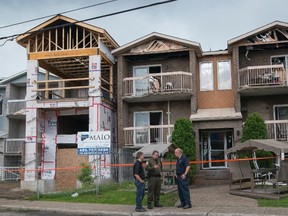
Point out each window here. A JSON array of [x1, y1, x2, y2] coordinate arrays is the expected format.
[[200, 62, 213, 91], [217, 61, 232, 90], [134, 111, 163, 144], [133, 65, 161, 96]]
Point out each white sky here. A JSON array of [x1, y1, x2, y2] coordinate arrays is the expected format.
[[0, 0, 288, 78]]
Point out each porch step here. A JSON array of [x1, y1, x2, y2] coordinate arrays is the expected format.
[[193, 169, 230, 186]]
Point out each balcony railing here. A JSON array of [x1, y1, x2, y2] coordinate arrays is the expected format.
[[33, 77, 115, 101], [6, 99, 26, 116], [5, 138, 25, 154], [265, 120, 288, 141], [238, 65, 286, 88], [123, 72, 192, 97], [123, 125, 174, 146]]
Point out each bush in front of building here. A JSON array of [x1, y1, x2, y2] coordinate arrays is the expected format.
[[77, 163, 94, 186], [241, 112, 273, 168], [172, 118, 196, 178]]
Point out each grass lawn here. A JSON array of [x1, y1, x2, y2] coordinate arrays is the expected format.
[[258, 197, 288, 208], [29, 182, 178, 206]]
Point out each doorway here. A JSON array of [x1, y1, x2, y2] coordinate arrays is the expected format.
[[201, 130, 233, 169]]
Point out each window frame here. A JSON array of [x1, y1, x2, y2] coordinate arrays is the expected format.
[[199, 61, 214, 91], [217, 60, 232, 90]]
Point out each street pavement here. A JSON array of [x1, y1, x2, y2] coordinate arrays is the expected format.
[[0, 185, 288, 215]]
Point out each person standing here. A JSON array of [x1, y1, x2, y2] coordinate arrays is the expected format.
[[145, 150, 163, 209], [175, 148, 192, 209], [133, 151, 146, 212]]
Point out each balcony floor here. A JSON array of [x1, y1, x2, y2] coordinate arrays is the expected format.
[[123, 91, 193, 103], [238, 85, 288, 96]]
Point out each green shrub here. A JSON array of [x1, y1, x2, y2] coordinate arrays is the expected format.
[[241, 112, 273, 168], [171, 118, 196, 178], [77, 163, 94, 186]]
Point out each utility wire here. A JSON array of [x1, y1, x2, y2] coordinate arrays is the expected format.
[[0, 0, 177, 42], [0, 0, 118, 29]]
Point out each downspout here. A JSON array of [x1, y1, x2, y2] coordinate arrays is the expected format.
[[167, 100, 171, 135]]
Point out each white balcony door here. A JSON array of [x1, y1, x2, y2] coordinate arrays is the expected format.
[[135, 112, 149, 144], [134, 67, 149, 96], [134, 111, 163, 145], [271, 56, 288, 81], [274, 105, 288, 140]]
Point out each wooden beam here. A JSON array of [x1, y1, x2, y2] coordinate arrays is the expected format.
[[28, 48, 98, 60], [38, 60, 68, 79], [100, 51, 113, 65], [45, 71, 49, 99], [109, 65, 113, 99]]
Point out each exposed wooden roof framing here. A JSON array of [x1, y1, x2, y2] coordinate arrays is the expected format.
[[16, 15, 118, 79], [112, 32, 202, 56], [228, 20, 288, 47]]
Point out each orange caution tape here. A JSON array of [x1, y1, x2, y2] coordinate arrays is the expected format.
[[0, 156, 279, 173]]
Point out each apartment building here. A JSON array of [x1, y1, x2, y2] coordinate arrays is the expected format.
[[228, 21, 288, 142], [113, 21, 288, 185], [15, 15, 118, 192], [3, 17, 287, 188]]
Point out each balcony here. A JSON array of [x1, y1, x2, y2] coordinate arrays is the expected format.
[[33, 77, 115, 102], [6, 99, 26, 117], [238, 65, 288, 96], [265, 120, 288, 141], [5, 138, 25, 154], [123, 125, 174, 147], [123, 72, 192, 102]]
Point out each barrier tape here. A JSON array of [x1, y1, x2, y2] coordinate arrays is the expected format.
[[0, 156, 278, 173]]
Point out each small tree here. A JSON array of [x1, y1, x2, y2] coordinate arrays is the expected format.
[[241, 112, 273, 168], [77, 163, 94, 186], [172, 118, 196, 178]]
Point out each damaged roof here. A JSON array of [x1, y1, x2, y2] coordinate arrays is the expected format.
[[228, 20, 288, 46], [112, 32, 202, 56]]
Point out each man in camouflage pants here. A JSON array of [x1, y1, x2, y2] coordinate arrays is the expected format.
[[145, 150, 163, 209]]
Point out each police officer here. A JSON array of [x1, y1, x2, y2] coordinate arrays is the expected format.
[[175, 148, 192, 209], [145, 150, 163, 209]]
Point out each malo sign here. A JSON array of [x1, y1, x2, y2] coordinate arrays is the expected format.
[[77, 131, 111, 155]]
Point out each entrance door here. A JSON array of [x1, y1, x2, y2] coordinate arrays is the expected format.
[[201, 131, 233, 169]]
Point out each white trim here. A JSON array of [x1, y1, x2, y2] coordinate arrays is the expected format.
[[112, 32, 201, 55], [228, 20, 288, 45], [202, 50, 229, 56]]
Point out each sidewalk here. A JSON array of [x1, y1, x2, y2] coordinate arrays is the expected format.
[[0, 185, 288, 215]]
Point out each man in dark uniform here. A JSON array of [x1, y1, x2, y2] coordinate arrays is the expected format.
[[175, 148, 192, 209], [133, 151, 146, 212], [145, 150, 163, 209]]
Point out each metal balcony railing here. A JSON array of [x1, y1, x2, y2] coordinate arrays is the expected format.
[[5, 138, 25, 154], [123, 125, 174, 146], [238, 65, 286, 88], [6, 100, 26, 116], [123, 72, 192, 97], [265, 120, 288, 141]]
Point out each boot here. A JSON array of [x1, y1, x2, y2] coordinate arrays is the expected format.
[[154, 202, 163, 207], [148, 202, 153, 209]]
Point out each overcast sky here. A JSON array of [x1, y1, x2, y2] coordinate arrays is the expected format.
[[0, 0, 288, 78]]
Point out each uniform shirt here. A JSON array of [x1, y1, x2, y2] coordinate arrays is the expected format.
[[176, 155, 189, 176], [133, 160, 145, 181], [145, 158, 162, 177]]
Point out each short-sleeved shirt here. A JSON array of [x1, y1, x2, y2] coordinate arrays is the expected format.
[[176, 155, 189, 176], [133, 160, 145, 181]]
